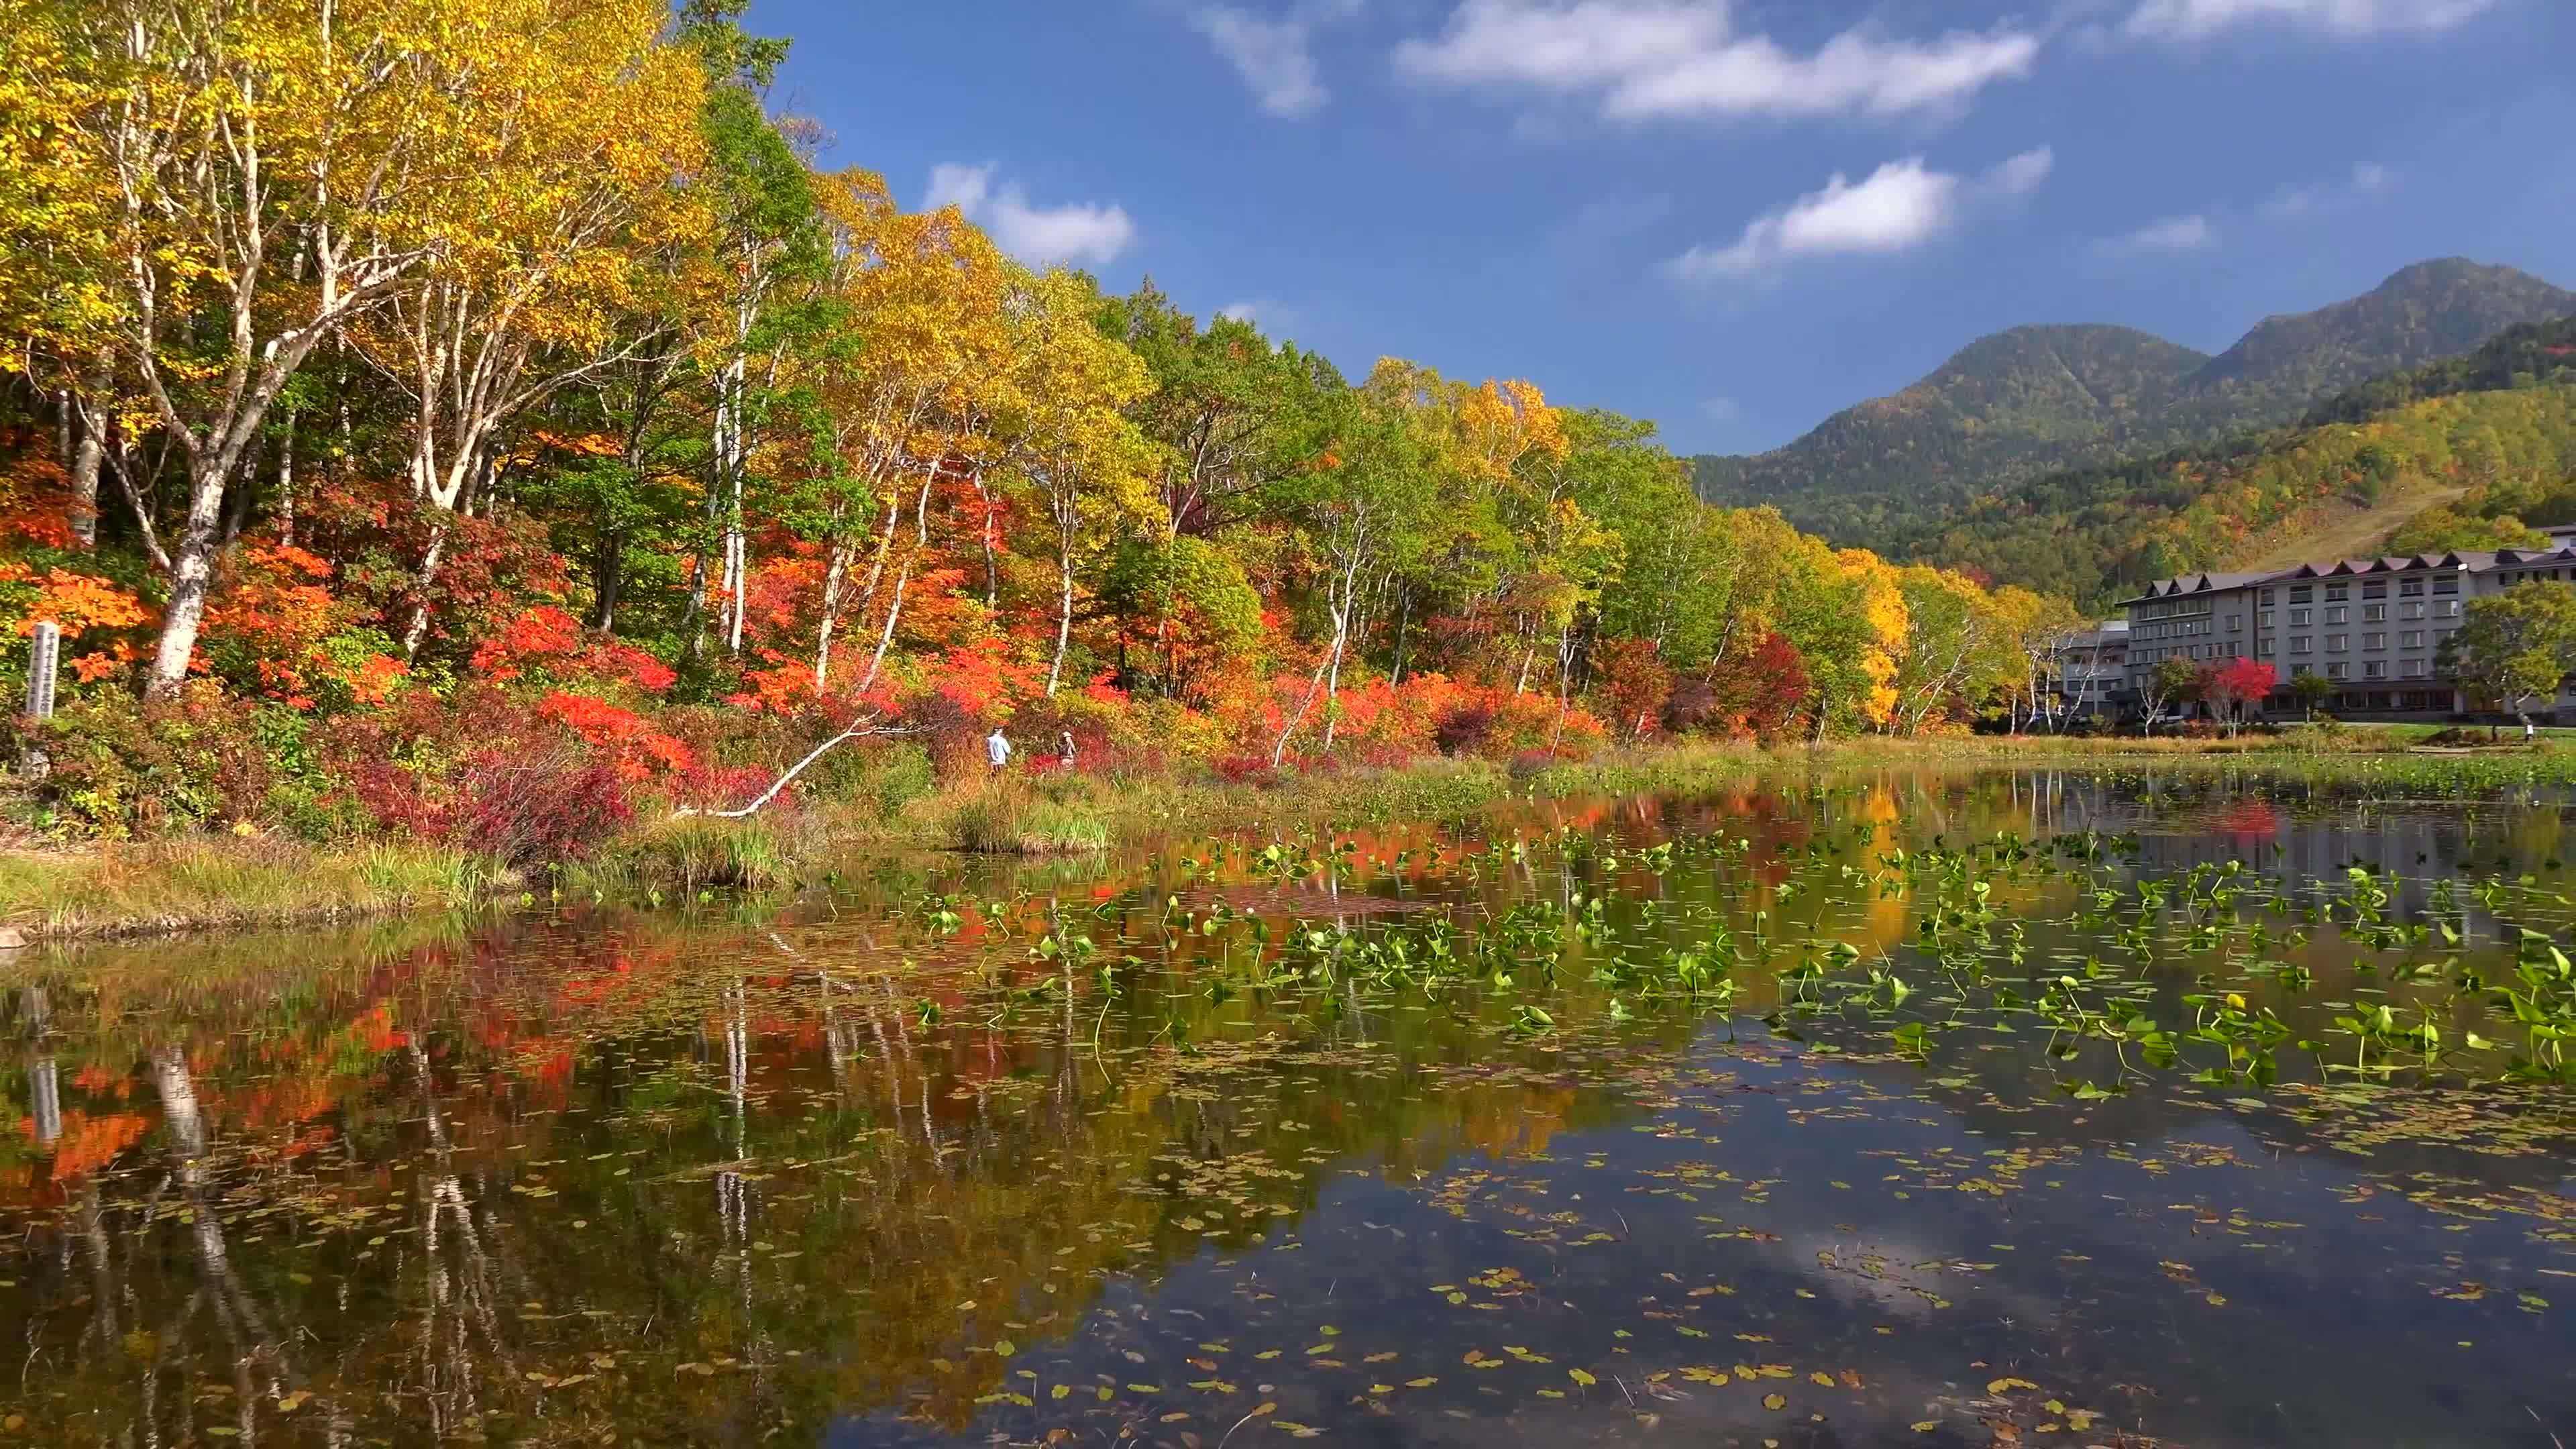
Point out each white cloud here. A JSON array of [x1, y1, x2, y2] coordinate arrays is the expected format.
[[923, 164, 1136, 268], [1986, 146, 2057, 196], [2263, 160, 2395, 217], [1193, 9, 1328, 117], [1189, 1, 1364, 118], [1217, 298, 1305, 336], [1666, 147, 2051, 282], [1545, 192, 1675, 250], [2123, 0, 2496, 40], [1394, 1, 2041, 123], [2099, 213, 2218, 254]]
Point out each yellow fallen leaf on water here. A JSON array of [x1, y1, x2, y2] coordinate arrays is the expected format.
[[1762, 1393, 1786, 1410], [1405, 1377, 1437, 1388], [1988, 1377, 2038, 1395], [1911, 1422, 1939, 1434], [1569, 1368, 1597, 1387]]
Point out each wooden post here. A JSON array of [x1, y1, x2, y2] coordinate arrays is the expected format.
[[22, 621, 59, 782], [25, 621, 58, 720]]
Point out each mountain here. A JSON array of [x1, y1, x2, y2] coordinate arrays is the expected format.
[[1887, 315, 2576, 610], [1693, 259, 2576, 541], [2184, 258, 2576, 412]]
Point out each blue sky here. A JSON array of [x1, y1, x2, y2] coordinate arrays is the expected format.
[[752, 0, 2576, 458]]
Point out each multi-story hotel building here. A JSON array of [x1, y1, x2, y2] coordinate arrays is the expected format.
[[2118, 525, 2576, 720]]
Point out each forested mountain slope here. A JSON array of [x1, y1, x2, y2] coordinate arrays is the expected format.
[[1693, 259, 2576, 541], [1894, 316, 2576, 609]]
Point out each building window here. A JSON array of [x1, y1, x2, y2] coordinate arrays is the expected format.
[[2290, 608, 2312, 626], [2434, 578, 2459, 595], [2325, 606, 2349, 625], [2290, 586, 2314, 602], [2326, 663, 2348, 679], [2401, 601, 2425, 621], [2363, 604, 2387, 623], [2326, 584, 2350, 601], [2363, 582, 2387, 599], [2228, 614, 2243, 632], [2401, 630, 2425, 649], [2326, 634, 2347, 651], [2256, 641, 2274, 658], [2400, 578, 2424, 596], [2259, 610, 2274, 629], [2437, 599, 2461, 617], [2363, 632, 2387, 650], [2291, 636, 2312, 654], [2365, 660, 2385, 679], [2402, 659, 2426, 678], [2259, 588, 2276, 604]]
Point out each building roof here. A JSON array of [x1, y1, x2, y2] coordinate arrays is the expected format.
[[2114, 570, 2283, 607], [2053, 624, 2129, 651], [2112, 546, 2563, 608]]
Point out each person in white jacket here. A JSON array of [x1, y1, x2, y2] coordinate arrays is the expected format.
[[985, 727, 1013, 772]]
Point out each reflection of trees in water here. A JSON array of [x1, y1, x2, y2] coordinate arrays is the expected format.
[[6, 765, 2571, 1441]]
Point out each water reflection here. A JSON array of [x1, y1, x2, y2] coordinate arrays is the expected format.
[[0, 767, 2569, 1446]]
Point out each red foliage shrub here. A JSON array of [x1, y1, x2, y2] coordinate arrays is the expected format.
[[474, 606, 676, 693], [1434, 701, 1496, 757], [450, 745, 634, 867], [298, 478, 568, 663], [1688, 632, 1811, 742], [1212, 753, 1282, 787], [313, 686, 633, 864], [537, 690, 696, 779], [1592, 637, 1672, 743]]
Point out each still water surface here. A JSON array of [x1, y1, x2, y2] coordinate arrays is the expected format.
[[3, 767, 2572, 1446]]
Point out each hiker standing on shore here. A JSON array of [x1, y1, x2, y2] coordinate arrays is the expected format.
[[985, 727, 1013, 773]]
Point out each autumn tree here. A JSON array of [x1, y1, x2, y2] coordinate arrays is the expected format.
[[1991, 588, 2087, 734], [2141, 656, 2201, 733], [998, 270, 1159, 696], [2288, 669, 2335, 721], [2198, 657, 2276, 737], [2443, 580, 2576, 729], [1268, 368, 1440, 764], [347, 0, 711, 657]]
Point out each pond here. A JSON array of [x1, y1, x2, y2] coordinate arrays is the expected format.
[[1, 764, 2572, 1447]]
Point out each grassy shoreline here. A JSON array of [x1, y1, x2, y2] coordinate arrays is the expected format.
[[8, 731, 2574, 943]]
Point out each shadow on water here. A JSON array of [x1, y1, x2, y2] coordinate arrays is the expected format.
[[0, 764, 2569, 1446]]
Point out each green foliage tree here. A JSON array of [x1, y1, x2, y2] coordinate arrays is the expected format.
[[2442, 580, 2576, 728]]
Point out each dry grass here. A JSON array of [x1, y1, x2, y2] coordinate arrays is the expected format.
[[0, 835, 492, 941]]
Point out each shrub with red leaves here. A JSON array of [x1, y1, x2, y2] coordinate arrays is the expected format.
[[1211, 753, 1281, 787], [451, 745, 634, 867], [1434, 701, 1497, 757]]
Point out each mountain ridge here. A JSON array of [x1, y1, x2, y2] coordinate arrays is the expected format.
[[1693, 258, 2576, 541]]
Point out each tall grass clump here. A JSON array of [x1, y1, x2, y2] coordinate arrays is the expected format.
[[0, 837, 486, 938], [942, 776, 1111, 854], [594, 814, 790, 891]]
